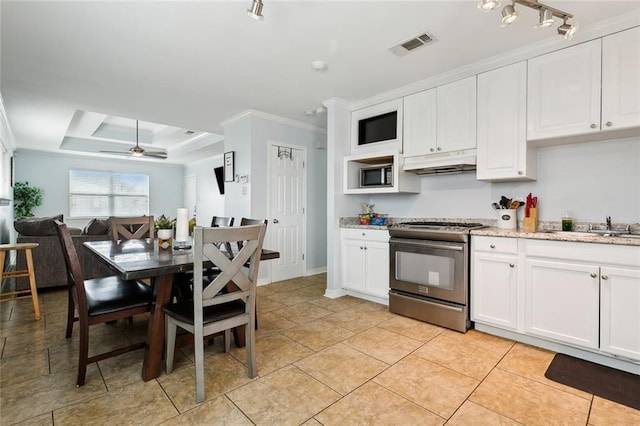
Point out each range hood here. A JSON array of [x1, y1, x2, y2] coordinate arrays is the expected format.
[[403, 149, 477, 176]]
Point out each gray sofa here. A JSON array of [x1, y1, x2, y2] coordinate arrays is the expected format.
[[14, 215, 113, 290]]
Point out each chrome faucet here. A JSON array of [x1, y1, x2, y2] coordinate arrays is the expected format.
[[606, 216, 612, 231]]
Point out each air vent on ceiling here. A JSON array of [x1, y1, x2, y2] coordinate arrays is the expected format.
[[389, 32, 436, 57]]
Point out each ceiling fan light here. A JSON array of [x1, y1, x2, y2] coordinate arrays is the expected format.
[[132, 151, 143, 157], [501, 4, 519, 26], [535, 8, 555, 28], [477, 0, 500, 12], [558, 20, 579, 40], [247, 0, 264, 20]]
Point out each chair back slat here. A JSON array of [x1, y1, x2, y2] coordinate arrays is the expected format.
[[110, 216, 155, 241], [193, 224, 266, 317], [54, 220, 89, 314]]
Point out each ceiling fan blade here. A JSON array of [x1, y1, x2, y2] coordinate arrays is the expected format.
[[142, 151, 168, 159], [99, 150, 131, 155]]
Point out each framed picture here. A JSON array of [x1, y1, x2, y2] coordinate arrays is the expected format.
[[224, 151, 235, 182]]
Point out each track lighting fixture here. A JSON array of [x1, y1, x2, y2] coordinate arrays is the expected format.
[[501, 3, 519, 26], [479, 0, 578, 39], [477, 0, 500, 12], [557, 20, 579, 40], [247, 0, 264, 21], [534, 8, 555, 28]]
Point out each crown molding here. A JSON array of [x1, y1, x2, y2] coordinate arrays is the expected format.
[[352, 11, 640, 111], [221, 109, 327, 134]]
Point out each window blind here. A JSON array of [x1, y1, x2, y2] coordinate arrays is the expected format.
[[69, 169, 149, 218]]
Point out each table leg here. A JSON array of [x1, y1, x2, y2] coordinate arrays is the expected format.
[[142, 274, 173, 381]]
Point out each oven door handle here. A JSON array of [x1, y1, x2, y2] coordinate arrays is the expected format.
[[391, 241, 464, 251]]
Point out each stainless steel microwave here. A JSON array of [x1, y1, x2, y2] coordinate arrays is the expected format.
[[360, 164, 393, 187]]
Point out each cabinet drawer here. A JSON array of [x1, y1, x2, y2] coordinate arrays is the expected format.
[[472, 236, 518, 254], [341, 228, 390, 242]]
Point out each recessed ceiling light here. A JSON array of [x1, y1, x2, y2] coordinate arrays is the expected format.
[[311, 61, 328, 72]]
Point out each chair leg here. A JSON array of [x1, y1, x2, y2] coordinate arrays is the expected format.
[[194, 327, 205, 403], [77, 322, 89, 386], [246, 316, 256, 379], [224, 330, 231, 353], [165, 318, 177, 374], [66, 292, 74, 339]]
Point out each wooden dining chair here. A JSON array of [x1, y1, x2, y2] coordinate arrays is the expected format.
[[55, 220, 154, 386], [110, 216, 155, 241], [211, 216, 234, 227], [164, 223, 266, 403], [237, 218, 268, 249]]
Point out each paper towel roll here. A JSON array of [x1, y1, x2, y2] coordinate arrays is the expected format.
[[175, 208, 189, 241]]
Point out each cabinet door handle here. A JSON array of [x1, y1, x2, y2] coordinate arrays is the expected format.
[[590, 124, 598, 129], [364, 246, 367, 250], [429, 148, 435, 152], [436, 147, 441, 151], [360, 246, 364, 250], [605, 122, 613, 127], [489, 244, 496, 249], [517, 171, 523, 175], [509, 263, 515, 268], [590, 273, 597, 278], [601, 275, 609, 280]]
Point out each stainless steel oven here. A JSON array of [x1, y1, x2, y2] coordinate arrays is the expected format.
[[388, 221, 484, 332]]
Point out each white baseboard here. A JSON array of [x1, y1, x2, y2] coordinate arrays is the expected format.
[[305, 266, 327, 276], [324, 288, 347, 299]]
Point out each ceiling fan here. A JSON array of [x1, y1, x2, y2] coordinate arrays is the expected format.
[[100, 120, 168, 159]]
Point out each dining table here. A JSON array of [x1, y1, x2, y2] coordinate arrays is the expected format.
[[84, 238, 279, 381]]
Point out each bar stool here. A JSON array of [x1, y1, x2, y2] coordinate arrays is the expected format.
[[0, 243, 41, 320]]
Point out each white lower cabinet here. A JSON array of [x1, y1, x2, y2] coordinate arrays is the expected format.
[[600, 266, 640, 360], [471, 236, 640, 363], [341, 229, 389, 300], [523, 258, 600, 349], [471, 236, 518, 331]]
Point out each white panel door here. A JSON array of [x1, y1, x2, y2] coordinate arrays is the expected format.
[[471, 252, 518, 331], [436, 76, 477, 152], [527, 39, 602, 140], [602, 26, 640, 131], [600, 266, 640, 361], [477, 61, 533, 181], [403, 89, 437, 157], [524, 258, 600, 349], [269, 144, 305, 282]]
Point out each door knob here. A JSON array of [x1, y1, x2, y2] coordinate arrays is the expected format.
[[601, 275, 609, 280], [272, 219, 279, 224], [590, 124, 597, 129], [590, 273, 597, 278]]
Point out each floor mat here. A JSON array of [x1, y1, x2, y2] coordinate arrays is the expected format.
[[545, 353, 640, 410]]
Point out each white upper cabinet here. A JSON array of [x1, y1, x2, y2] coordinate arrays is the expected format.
[[527, 39, 602, 140], [437, 76, 477, 152], [403, 88, 436, 157], [403, 76, 476, 157], [602, 26, 640, 131], [477, 62, 535, 181], [528, 27, 640, 142]]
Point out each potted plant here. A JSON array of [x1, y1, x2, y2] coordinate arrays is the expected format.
[[155, 215, 175, 240], [13, 181, 43, 218]]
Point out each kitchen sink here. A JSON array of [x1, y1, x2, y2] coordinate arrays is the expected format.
[[536, 230, 640, 239]]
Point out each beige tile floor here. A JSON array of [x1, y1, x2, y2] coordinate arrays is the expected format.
[[1, 273, 639, 425]]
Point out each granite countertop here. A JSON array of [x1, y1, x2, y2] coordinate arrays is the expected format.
[[470, 227, 640, 247], [339, 217, 640, 247]]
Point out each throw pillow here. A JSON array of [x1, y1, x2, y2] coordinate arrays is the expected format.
[[14, 214, 64, 236], [82, 218, 111, 235]]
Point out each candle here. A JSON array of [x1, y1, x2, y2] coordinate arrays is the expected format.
[[175, 208, 189, 241]]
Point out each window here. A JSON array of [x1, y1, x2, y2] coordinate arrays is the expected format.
[[69, 169, 149, 218]]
